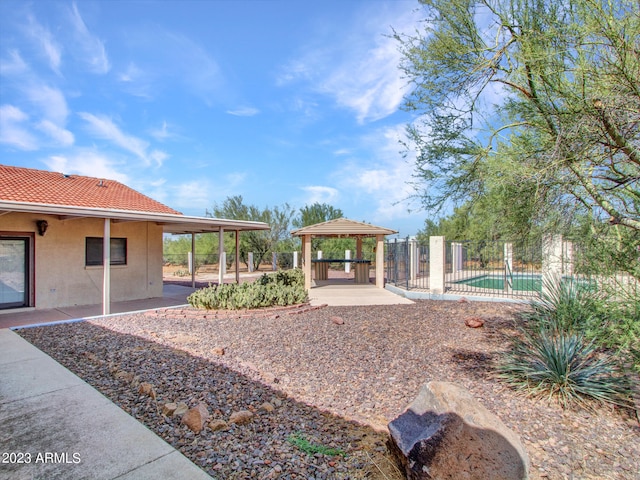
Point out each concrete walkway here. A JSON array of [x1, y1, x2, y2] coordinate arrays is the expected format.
[[308, 280, 414, 306], [0, 277, 410, 480], [0, 328, 212, 480]]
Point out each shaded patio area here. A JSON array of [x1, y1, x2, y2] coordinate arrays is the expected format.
[[0, 283, 195, 329]]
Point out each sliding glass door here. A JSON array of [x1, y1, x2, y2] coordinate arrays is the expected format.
[[0, 238, 29, 309]]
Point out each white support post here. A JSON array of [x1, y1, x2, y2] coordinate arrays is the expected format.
[[102, 218, 111, 315], [375, 235, 384, 288], [452, 242, 463, 272], [304, 235, 312, 290], [317, 250, 323, 259], [218, 227, 225, 285], [429, 236, 446, 295], [542, 235, 563, 295], [345, 250, 351, 273], [235, 230, 240, 284], [190, 233, 196, 289], [563, 240, 574, 276], [293, 251, 298, 269], [248, 252, 254, 272], [504, 242, 513, 294]]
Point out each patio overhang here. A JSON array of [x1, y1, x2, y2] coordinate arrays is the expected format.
[[0, 200, 270, 314], [0, 200, 270, 234]]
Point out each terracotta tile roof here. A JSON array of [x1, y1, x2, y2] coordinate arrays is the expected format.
[[0, 165, 182, 215]]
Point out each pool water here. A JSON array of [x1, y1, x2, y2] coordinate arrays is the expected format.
[[456, 274, 542, 292]]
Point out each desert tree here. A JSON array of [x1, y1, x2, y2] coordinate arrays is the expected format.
[[396, 0, 640, 232]]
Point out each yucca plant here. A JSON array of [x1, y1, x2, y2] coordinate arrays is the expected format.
[[526, 275, 604, 331], [499, 325, 631, 408], [500, 275, 632, 409]]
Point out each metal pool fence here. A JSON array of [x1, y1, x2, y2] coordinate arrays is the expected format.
[[386, 237, 542, 298], [385, 237, 430, 290], [445, 240, 542, 298], [385, 236, 637, 301]]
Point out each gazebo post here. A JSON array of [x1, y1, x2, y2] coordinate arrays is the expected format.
[[303, 234, 312, 290], [356, 237, 363, 259], [375, 234, 384, 288], [235, 230, 240, 284]]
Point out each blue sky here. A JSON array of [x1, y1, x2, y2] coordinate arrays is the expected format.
[[0, 0, 427, 236]]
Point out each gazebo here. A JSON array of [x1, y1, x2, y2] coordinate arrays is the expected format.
[[291, 218, 398, 290]]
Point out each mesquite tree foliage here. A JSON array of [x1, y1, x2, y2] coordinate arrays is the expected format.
[[396, 0, 640, 232]]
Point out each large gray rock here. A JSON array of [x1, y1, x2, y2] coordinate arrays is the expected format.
[[388, 382, 529, 480]]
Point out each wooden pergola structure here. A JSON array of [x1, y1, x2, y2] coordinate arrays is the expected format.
[[291, 218, 398, 290]]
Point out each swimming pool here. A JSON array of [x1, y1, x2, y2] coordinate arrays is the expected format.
[[454, 274, 597, 293], [455, 274, 542, 292]]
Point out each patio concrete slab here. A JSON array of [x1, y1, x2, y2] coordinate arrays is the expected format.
[[0, 284, 195, 329], [308, 281, 414, 306], [0, 329, 211, 480]]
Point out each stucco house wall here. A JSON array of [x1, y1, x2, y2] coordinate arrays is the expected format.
[[1, 212, 163, 309]]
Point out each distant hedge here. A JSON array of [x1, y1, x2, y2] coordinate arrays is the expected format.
[[187, 269, 307, 310]]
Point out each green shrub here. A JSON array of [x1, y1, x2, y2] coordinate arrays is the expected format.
[[499, 275, 633, 408], [498, 326, 631, 408], [527, 276, 605, 331], [187, 269, 307, 310]]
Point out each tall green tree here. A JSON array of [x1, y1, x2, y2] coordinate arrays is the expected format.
[[293, 202, 345, 252], [292, 203, 344, 228], [207, 196, 295, 270], [397, 0, 640, 232]]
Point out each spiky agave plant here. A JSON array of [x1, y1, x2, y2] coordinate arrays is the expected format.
[[499, 324, 631, 409], [527, 275, 603, 331]]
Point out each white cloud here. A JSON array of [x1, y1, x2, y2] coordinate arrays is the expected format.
[[227, 106, 260, 117], [37, 120, 74, 146], [318, 33, 410, 123], [0, 50, 29, 76], [147, 172, 246, 214], [224, 172, 247, 186], [0, 105, 38, 150], [149, 121, 174, 141], [333, 148, 352, 156], [79, 112, 167, 166], [68, 2, 110, 74], [25, 14, 62, 74], [24, 84, 69, 125], [117, 27, 223, 104], [334, 124, 417, 221], [80, 112, 147, 159], [118, 62, 143, 83], [149, 149, 168, 167], [277, 2, 420, 123], [44, 150, 129, 183], [300, 186, 340, 205], [117, 62, 154, 99], [169, 180, 214, 212], [0, 79, 73, 149]]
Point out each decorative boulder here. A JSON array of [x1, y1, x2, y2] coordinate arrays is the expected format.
[[388, 382, 529, 480], [181, 403, 209, 434], [464, 316, 485, 328], [229, 410, 254, 425]]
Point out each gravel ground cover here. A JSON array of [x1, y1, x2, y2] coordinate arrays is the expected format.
[[18, 299, 639, 480]]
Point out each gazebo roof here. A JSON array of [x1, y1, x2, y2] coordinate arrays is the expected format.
[[290, 217, 397, 237]]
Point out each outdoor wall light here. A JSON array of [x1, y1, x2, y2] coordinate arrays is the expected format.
[[36, 220, 49, 236]]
